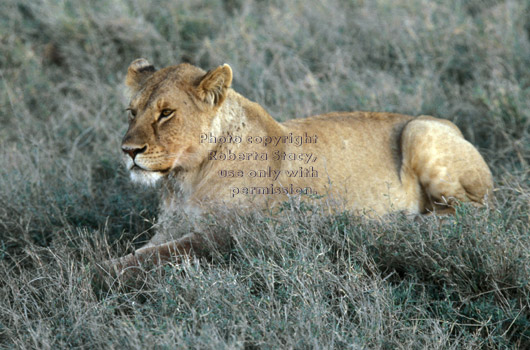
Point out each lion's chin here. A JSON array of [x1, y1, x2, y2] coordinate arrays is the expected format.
[[129, 168, 165, 186]]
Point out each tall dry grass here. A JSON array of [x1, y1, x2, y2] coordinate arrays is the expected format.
[[1, 0, 529, 348]]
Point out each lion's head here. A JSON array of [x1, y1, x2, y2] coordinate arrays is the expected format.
[[121, 59, 233, 185]]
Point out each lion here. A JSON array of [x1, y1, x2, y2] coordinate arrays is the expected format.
[[104, 58, 493, 274]]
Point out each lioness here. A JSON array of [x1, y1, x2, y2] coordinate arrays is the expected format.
[[108, 58, 492, 272]]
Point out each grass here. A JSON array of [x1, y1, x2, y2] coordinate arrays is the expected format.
[[1, 0, 529, 348]]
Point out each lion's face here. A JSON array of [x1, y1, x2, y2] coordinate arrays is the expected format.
[[121, 59, 232, 185]]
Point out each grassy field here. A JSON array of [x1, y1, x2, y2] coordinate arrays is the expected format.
[[1, 0, 529, 348]]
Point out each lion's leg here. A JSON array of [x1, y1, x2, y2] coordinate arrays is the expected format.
[[113, 235, 201, 270], [401, 117, 493, 212], [97, 232, 228, 281]]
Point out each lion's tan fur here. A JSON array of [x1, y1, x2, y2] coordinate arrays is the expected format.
[[105, 59, 493, 273]]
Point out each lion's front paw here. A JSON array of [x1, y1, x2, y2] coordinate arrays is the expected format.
[[91, 254, 146, 294]]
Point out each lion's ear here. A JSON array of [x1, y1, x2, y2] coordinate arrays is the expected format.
[[125, 58, 156, 93], [196, 64, 233, 107]]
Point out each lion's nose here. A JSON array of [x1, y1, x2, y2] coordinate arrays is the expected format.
[[122, 145, 147, 160]]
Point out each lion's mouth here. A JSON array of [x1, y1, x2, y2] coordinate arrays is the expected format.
[[130, 164, 171, 174], [130, 164, 146, 171]]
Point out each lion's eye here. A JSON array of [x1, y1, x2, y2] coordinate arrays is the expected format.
[[159, 109, 174, 121]]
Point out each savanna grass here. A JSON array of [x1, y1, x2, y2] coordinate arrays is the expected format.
[[1, 0, 529, 348]]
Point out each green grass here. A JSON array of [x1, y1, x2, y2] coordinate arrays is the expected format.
[[1, 0, 529, 348]]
